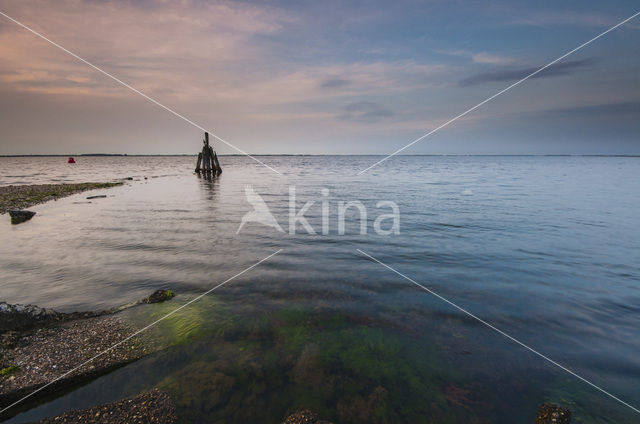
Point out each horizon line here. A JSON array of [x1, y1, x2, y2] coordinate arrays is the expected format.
[[1, 154, 640, 158]]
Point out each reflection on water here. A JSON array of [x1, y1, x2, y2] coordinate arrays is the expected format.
[[1, 156, 640, 423]]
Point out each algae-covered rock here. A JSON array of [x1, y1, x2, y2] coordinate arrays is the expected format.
[[141, 289, 176, 304]]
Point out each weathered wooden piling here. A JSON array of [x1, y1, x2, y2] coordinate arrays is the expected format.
[[195, 132, 221, 175], [195, 153, 202, 172]]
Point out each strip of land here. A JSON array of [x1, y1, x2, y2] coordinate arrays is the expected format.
[[0, 182, 123, 214], [31, 388, 178, 424]]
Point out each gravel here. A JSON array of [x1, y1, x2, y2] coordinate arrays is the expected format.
[[31, 388, 178, 424], [0, 315, 153, 411]]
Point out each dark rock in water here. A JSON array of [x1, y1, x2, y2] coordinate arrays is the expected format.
[[86, 195, 107, 199], [1, 288, 177, 333], [124, 177, 134, 180], [535, 403, 571, 424], [30, 388, 177, 423], [283, 410, 333, 424], [140, 289, 175, 304], [0, 302, 62, 333], [8, 210, 36, 224], [0, 302, 102, 333]]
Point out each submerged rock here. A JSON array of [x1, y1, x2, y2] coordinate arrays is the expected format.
[[283, 409, 333, 424], [535, 403, 571, 424], [8, 210, 36, 224]]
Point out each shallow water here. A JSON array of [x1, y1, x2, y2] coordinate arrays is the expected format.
[[1, 155, 639, 423]]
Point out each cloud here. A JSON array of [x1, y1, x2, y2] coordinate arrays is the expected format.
[[0, 0, 298, 97], [542, 101, 640, 120], [509, 11, 635, 28], [459, 58, 596, 86], [471, 52, 516, 65], [319, 77, 352, 89], [338, 101, 394, 122], [434, 48, 519, 65]]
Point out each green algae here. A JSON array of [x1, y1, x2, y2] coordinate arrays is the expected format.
[[0, 364, 19, 377], [142, 304, 469, 423]]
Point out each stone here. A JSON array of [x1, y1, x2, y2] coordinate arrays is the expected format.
[[0, 301, 62, 332], [140, 290, 175, 304], [8, 210, 36, 224], [535, 403, 571, 424]]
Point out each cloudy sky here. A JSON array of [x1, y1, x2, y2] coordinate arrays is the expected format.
[[0, 0, 638, 155]]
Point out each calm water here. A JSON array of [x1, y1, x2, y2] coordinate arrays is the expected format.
[[1, 155, 639, 423]]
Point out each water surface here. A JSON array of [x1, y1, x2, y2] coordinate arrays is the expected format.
[[1, 155, 639, 423]]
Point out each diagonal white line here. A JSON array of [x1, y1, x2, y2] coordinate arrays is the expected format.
[[0, 249, 282, 416], [0, 10, 282, 175], [356, 248, 640, 415], [357, 11, 640, 175]]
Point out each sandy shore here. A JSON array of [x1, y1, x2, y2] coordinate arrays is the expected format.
[[0, 182, 123, 214]]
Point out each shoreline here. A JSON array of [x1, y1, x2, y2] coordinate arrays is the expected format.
[[0, 291, 174, 421], [0, 182, 123, 215], [29, 388, 178, 424]]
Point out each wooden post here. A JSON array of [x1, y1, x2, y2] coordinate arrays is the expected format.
[[195, 152, 202, 172], [204, 132, 212, 172], [202, 143, 210, 172], [213, 151, 222, 175]]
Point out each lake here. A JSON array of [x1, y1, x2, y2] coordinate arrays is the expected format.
[[1, 155, 639, 423]]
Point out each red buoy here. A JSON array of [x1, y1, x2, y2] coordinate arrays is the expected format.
[[68, 157, 76, 164]]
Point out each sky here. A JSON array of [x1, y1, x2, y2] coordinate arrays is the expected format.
[[0, 0, 638, 155]]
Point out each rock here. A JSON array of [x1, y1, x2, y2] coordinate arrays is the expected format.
[[86, 195, 107, 199], [0, 302, 62, 333], [283, 409, 333, 424], [535, 403, 571, 424], [140, 289, 175, 304], [8, 210, 36, 224]]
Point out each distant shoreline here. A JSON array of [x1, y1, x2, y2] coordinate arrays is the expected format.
[[1, 154, 639, 157]]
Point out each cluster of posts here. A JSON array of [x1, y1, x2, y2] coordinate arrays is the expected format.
[[195, 132, 222, 175]]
